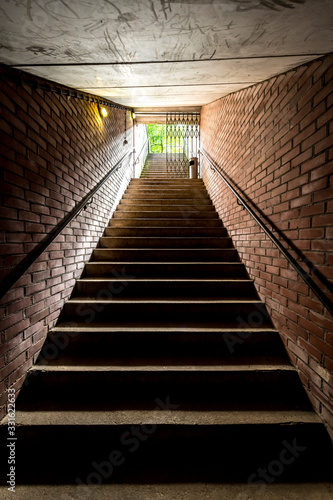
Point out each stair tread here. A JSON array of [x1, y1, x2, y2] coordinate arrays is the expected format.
[[108, 220, 223, 226], [2, 485, 330, 500], [67, 299, 261, 303], [94, 247, 234, 249], [93, 249, 236, 254], [117, 203, 212, 206], [110, 218, 220, 220], [106, 226, 225, 231], [35, 355, 289, 367], [77, 278, 253, 282], [55, 321, 273, 330], [100, 237, 225, 239], [51, 325, 278, 332], [86, 261, 243, 263], [31, 363, 294, 372], [3, 410, 320, 427]]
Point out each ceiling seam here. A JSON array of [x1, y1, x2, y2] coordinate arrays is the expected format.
[[10, 53, 325, 68]]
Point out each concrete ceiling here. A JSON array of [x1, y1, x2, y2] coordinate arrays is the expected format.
[[0, 0, 332, 111]]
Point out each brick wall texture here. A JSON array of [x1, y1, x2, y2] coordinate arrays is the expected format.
[[201, 53, 333, 437], [0, 66, 146, 420]]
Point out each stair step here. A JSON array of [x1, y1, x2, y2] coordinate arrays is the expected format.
[[1, 419, 331, 484], [115, 204, 216, 213], [108, 218, 223, 227], [39, 355, 289, 368], [42, 327, 287, 361], [92, 248, 238, 261], [62, 299, 273, 328], [7, 409, 322, 426], [123, 192, 210, 200], [75, 278, 256, 298], [98, 237, 233, 249], [120, 198, 212, 206], [127, 183, 206, 188], [131, 179, 203, 184], [84, 262, 248, 278], [104, 227, 227, 237], [141, 175, 190, 178], [125, 188, 208, 195], [113, 211, 218, 220], [1, 485, 332, 500], [141, 172, 172, 174], [18, 364, 309, 412], [140, 174, 190, 176]]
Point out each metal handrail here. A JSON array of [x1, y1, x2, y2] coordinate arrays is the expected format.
[[0, 150, 133, 301], [200, 148, 333, 317]]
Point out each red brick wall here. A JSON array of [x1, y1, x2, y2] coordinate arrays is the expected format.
[[0, 66, 145, 420], [201, 54, 333, 438]]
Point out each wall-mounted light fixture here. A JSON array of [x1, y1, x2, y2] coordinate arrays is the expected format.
[[99, 105, 108, 118], [132, 111, 136, 119]]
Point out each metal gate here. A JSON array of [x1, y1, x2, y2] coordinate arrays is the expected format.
[[166, 112, 200, 177]]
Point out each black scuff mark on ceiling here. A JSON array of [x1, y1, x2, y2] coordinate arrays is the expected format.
[[0, 6, 13, 22], [26, 45, 58, 57], [58, 0, 80, 18], [148, 0, 159, 21], [233, 0, 306, 11], [26, 0, 33, 21], [160, 0, 172, 20]]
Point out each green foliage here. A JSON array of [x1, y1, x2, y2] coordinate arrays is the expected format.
[[147, 124, 166, 153], [147, 124, 189, 155]]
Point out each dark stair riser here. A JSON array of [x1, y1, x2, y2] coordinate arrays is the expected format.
[[126, 186, 208, 193], [104, 227, 227, 237], [98, 237, 233, 249], [62, 301, 273, 328], [74, 279, 257, 299], [112, 211, 219, 220], [84, 262, 249, 278], [40, 330, 288, 362], [120, 198, 213, 206], [18, 369, 310, 411], [92, 248, 239, 262], [2, 423, 331, 485], [109, 218, 223, 227], [122, 192, 211, 200], [131, 179, 204, 184], [116, 204, 216, 212]]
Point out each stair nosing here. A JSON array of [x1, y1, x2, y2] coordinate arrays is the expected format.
[[107, 226, 225, 229], [51, 325, 279, 332], [86, 262, 244, 266], [29, 364, 295, 372], [100, 236, 227, 239], [77, 278, 254, 282], [66, 297, 263, 305], [94, 248, 235, 251], [3, 410, 321, 427]]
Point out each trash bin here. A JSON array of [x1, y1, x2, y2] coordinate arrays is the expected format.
[[189, 157, 198, 178]]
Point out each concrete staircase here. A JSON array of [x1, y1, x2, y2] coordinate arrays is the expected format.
[[141, 153, 189, 178], [1, 177, 332, 496]]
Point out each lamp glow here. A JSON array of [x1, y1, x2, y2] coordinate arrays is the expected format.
[[132, 112, 136, 119], [101, 107, 108, 117]]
